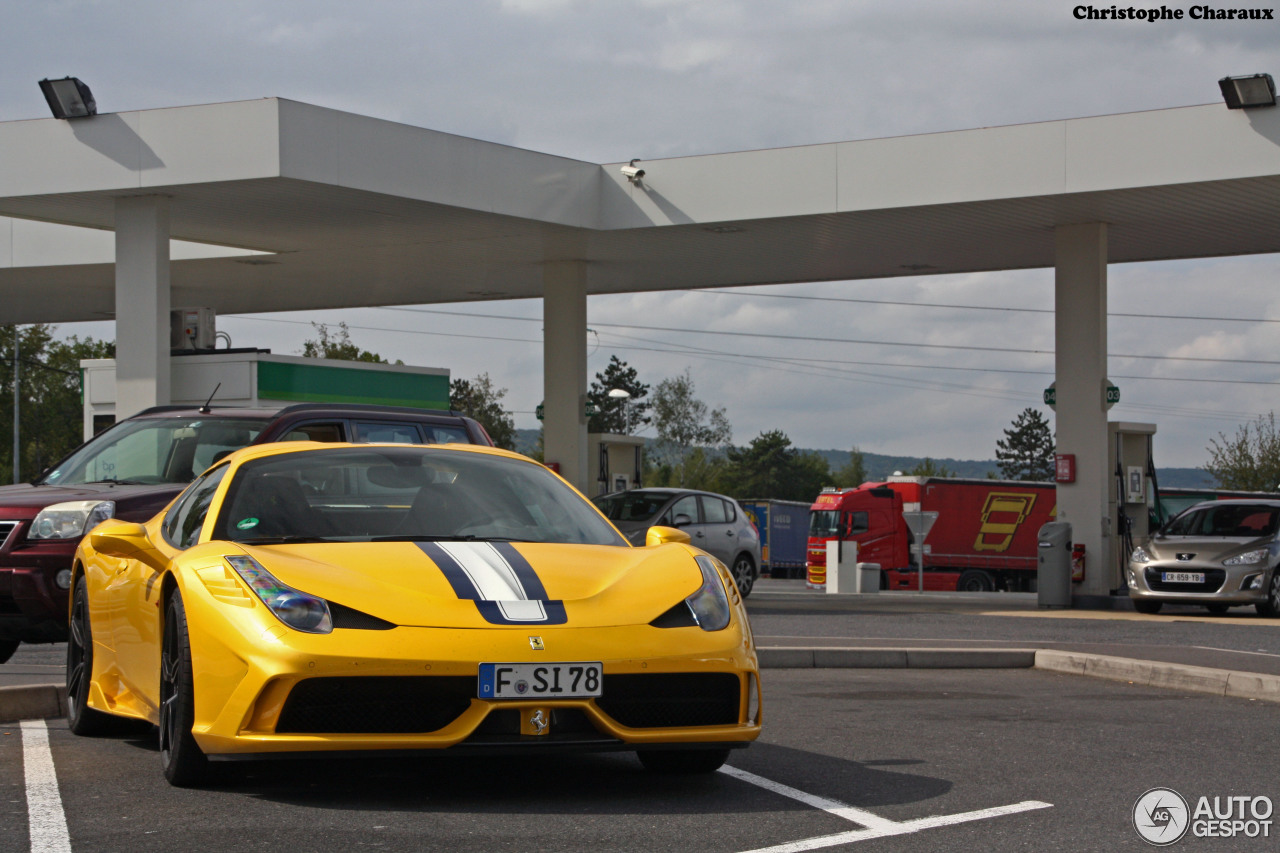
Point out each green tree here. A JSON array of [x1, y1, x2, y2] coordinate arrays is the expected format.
[[995, 407, 1054, 481], [449, 373, 516, 450], [1204, 411, 1280, 491], [301, 322, 401, 364], [831, 446, 867, 488], [650, 369, 732, 487], [587, 355, 650, 434], [721, 430, 830, 501], [906, 457, 956, 478], [1, 325, 115, 482], [644, 447, 730, 493]]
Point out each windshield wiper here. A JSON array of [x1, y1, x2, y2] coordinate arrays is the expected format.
[[84, 478, 153, 486], [235, 536, 339, 545]]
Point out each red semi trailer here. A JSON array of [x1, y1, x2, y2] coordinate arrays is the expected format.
[[806, 476, 1060, 592]]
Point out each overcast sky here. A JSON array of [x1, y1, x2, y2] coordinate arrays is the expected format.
[[3, 1, 1277, 467]]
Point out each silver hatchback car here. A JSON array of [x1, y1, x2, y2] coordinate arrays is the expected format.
[[592, 488, 762, 596], [1128, 499, 1280, 616]]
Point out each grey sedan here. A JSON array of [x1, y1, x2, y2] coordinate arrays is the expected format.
[[1128, 499, 1280, 616], [592, 488, 762, 596]]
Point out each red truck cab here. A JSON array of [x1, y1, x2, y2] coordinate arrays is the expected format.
[[805, 486, 906, 588]]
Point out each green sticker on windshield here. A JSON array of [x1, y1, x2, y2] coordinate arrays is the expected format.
[[236, 518, 259, 530]]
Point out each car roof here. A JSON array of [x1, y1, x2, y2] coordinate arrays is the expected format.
[[129, 402, 469, 420], [218, 440, 529, 467]]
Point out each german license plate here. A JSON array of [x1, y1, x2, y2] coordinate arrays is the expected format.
[[477, 662, 603, 699], [1161, 571, 1205, 584]]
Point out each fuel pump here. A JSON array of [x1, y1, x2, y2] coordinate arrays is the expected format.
[[1108, 423, 1157, 596]]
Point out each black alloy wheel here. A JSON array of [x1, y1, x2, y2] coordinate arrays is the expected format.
[[637, 748, 731, 774], [732, 555, 756, 597], [66, 580, 113, 735], [159, 590, 211, 786]]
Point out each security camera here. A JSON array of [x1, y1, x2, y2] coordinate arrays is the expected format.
[[621, 159, 645, 182]]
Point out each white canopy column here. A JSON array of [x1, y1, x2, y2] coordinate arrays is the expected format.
[[114, 196, 171, 418], [542, 260, 588, 492], [1053, 223, 1110, 601]]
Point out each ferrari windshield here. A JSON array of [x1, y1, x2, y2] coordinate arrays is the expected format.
[[214, 446, 628, 547], [40, 417, 270, 486], [1161, 503, 1280, 539]]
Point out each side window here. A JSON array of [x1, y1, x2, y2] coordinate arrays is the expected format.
[[423, 425, 470, 444], [283, 422, 346, 443], [162, 464, 229, 549], [354, 422, 422, 444], [847, 511, 869, 535], [701, 496, 730, 524], [663, 495, 700, 526]]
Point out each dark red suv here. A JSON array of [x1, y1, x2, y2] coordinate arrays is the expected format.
[[0, 403, 492, 662]]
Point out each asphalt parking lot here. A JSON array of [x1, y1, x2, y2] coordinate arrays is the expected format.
[[5, 581, 1280, 851], [4, 666, 1278, 852]]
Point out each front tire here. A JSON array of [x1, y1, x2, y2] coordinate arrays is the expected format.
[[731, 555, 756, 597], [160, 590, 210, 787], [0, 639, 17, 665], [1256, 572, 1280, 617], [638, 748, 731, 774], [67, 580, 114, 735], [1133, 599, 1163, 614]]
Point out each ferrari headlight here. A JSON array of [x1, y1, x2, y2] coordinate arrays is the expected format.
[[225, 554, 332, 634], [1224, 549, 1269, 566], [29, 500, 116, 540], [1130, 546, 1151, 564], [686, 555, 731, 632]]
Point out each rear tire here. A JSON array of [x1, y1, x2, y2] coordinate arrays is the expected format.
[[956, 570, 994, 592], [67, 580, 115, 736], [731, 555, 756, 597], [638, 748, 731, 774], [0, 639, 17, 664], [1133, 599, 1163, 614], [160, 590, 211, 787]]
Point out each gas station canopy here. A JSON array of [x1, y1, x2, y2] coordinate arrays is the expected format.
[[0, 97, 1278, 323]]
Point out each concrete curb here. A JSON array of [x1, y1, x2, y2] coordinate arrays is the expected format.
[[6, 647, 1280, 723], [759, 646, 1039, 669], [0, 684, 67, 724], [1033, 649, 1280, 703]]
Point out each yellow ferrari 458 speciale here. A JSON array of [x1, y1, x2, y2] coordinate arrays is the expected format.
[[67, 442, 761, 786]]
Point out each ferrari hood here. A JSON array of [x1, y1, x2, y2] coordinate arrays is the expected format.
[[217, 540, 706, 629]]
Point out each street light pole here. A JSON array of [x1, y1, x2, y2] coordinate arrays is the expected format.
[[607, 388, 631, 435]]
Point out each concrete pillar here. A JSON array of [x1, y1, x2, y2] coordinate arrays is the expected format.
[[542, 260, 588, 492], [114, 196, 171, 419], [1053, 223, 1111, 601]]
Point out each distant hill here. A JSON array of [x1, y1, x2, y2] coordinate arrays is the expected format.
[[514, 429, 1218, 489]]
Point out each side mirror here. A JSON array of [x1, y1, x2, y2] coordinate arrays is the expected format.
[[646, 525, 692, 547], [672, 513, 693, 528], [88, 520, 166, 570]]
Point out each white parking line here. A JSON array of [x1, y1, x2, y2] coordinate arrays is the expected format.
[[720, 765, 1051, 852], [21, 720, 72, 853]]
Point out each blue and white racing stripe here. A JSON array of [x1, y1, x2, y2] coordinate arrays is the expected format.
[[417, 541, 568, 625]]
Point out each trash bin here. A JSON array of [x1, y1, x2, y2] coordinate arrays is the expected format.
[[855, 563, 881, 594], [1037, 521, 1073, 608]]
